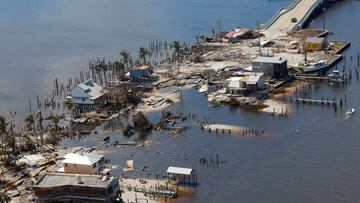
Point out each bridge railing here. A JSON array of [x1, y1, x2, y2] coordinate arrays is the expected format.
[[293, 0, 322, 30], [262, 0, 302, 31]]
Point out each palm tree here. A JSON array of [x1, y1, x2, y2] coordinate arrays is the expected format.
[[113, 61, 125, 80], [46, 114, 62, 138], [0, 192, 10, 203], [0, 116, 8, 147], [25, 114, 37, 144], [0, 145, 5, 162], [25, 114, 35, 132], [119, 50, 131, 71], [0, 116, 9, 162], [173, 41, 183, 73], [35, 110, 44, 145], [172, 41, 182, 62], [64, 99, 74, 117], [138, 47, 150, 65], [7, 122, 16, 153]]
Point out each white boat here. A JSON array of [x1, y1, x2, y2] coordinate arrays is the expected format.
[[328, 69, 341, 77], [303, 60, 329, 73], [346, 108, 356, 115], [328, 69, 345, 84]]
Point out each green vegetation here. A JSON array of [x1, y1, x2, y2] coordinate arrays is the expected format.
[[138, 47, 150, 65]]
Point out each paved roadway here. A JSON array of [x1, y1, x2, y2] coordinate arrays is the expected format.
[[264, 0, 319, 38]]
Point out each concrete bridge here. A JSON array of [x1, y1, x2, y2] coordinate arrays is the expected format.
[[263, 0, 325, 38]]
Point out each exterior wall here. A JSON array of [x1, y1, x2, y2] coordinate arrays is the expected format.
[[93, 95, 106, 106], [305, 42, 323, 51], [72, 97, 94, 105], [252, 62, 275, 76], [130, 68, 153, 80], [273, 62, 288, 78], [34, 181, 120, 203], [257, 79, 265, 88], [64, 163, 97, 175], [70, 86, 94, 105], [246, 80, 264, 91], [64, 158, 105, 175], [253, 61, 288, 78]]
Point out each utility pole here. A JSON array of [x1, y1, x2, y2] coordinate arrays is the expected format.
[[257, 21, 261, 56], [304, 42, 307, 61], [216, 20, 222, 34], [323, 0, 326, 31]]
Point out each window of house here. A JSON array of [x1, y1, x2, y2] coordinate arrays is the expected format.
[[64, 163, 68, 167], [82, 98, 85, 102]]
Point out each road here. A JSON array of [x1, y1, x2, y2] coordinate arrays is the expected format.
[[264, 0, 320, 38]]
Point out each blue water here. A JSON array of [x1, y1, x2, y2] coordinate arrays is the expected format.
[[0, 0, 290, 121], [4, 0, 360, 202], [61, 1, 360, 202]]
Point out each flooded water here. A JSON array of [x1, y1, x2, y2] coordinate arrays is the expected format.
[[62, 1, 360, 202], [0, 0, 289, 123], [3, 0, 360, 202], [62, 81, 360, 202], [62, 76, 360, 203]]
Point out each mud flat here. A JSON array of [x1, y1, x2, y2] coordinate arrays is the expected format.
[[202, 124, 267, 137], [261, 99, 290, 115], [137, 90, 182, 113]]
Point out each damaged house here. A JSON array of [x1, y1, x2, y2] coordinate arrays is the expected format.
[[252, 56, 288, 79], [67, 80, 107, 110], [128, 65, 155, 81], [227, 73, 265, 94], [34, 173, 120, 203], [59, 152, 106, 175], [225, 28, 263, 43]]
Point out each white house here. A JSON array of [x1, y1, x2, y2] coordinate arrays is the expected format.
[[227, 73, 264, 94], [67, 80, 106, 107], [61, 152, 105, 175], [246, 74, 265, 90], [227, 77, 247, 94]]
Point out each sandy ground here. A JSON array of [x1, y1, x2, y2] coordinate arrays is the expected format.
[[261, 84, 297, 115], [261, 99, 290, 115], [202, 124, 268, 137], [137, 90, 182, 113], [203, 124, 246, 134]]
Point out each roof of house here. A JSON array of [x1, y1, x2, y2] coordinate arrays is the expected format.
[[76, 80, 105, 100], [247, 75, 262, 85], [167, 166, 193, 175], [227, 77, 244, 88], [306, 37, 325, 44], [131, 65, 152, 71], [225, 28, 249, 39], [34, 173, 115, 188], [252, 56, 287, 64], [62, 152, 104, 165]]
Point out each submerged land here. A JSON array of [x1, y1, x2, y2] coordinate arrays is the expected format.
[[0, 0, 358, 202]]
